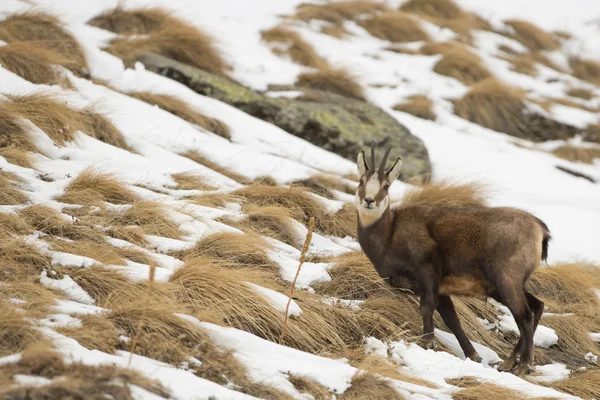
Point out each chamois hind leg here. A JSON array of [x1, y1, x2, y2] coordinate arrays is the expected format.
[[495, 283, 535, 375], [418, 264, 439, 350], [436, 295, 482, 362]]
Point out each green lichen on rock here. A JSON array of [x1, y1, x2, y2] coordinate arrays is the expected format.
[[137, 53, 431, 181]]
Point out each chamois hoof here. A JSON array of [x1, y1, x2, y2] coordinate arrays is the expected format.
[[498, 358, 517, 372], [512, 363, 535, 376], [421, 338, 437, 351], [468, 353, 483, 363]]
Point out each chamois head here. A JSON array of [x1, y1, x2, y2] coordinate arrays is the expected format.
[[355, 142, 402, 226]]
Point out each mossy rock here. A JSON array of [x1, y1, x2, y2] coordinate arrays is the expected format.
[[137, 53, 431, 181]]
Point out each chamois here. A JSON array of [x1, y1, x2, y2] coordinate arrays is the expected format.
[[355, 143, 550, 375]]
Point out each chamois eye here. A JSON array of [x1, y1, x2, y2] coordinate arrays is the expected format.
[[359, 179, 364, 186], [383, 184, 390, 191]]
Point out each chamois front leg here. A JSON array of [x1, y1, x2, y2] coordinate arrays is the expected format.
[[418, 264, 438, 350]]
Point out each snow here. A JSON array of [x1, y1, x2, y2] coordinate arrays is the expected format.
[[40, 270, 95, 305], [435, 330, 502, 365], [491, 300, 559, 348], [245, 282, 302, 317], [532, 363, 572, 383], [52, 299, 107, 316], [13, 374, 53, 388]]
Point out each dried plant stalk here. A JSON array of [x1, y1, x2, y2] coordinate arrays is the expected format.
[[128, 263, 156, 365], [280, 217, 315, 344]]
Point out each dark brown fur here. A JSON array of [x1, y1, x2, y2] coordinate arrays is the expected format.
[[356, 148, 550, 374]]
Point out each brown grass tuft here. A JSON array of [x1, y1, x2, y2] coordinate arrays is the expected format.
[[0, 235, 50, 282], [569, 57, 600, 85], [105, 201, 182, 239], [3, 93, 130, 150], [45, 237, 126, 265], [549, 369, 600, 400], [262, 26, 328, 69], [0, 302, 40, 357], [354, 353, 439, 389], [107, 225, 148, 247], [293, 174, 356, 198], [66, 265, 144, 306], [541, 315, 599, 359], [0, 42, 67, 84], [566, 87, 594, 100], [60, 167, 136, 205], [222, 205, 300, 248], [294, 1, 388, 25], [0, 12, 88, 75], [551, 145, 600, 164], [57, 315, 119, 354], [452, 381, 527, 399], [233, 183, 325, 226], [0, 212, 33, 235], [359, 11, 429, 43], [399, 180, 488, 208], [289, 374, 331, 399], [393, 95, 436, 120], [296, 68, 365, 100], [0, 344, 170, 399], [505, 20, 560, 52], [0, 147, 33, 168], [0, 102, 38, 156], [91, 7, 228, 76], [509, 54, 538, 76], [433, 47, 491, 85], [453, 78, 578, 141], [182, 151, 248, 183], [400, 0, 461, 19], [0, 171, 28, 205], [340, 372, 404, 399], [172, 172, 217, 191], [191, 192, 240, 208], [130, 92, 231, 139], [175, 232, 276, 270], [19, 204, 105, 242], [420, 40, 464, 56]]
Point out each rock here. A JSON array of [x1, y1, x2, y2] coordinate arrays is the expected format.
[[137, 53, 431, 182]]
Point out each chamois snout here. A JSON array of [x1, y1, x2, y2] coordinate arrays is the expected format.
[[355, 142, 403, 225]]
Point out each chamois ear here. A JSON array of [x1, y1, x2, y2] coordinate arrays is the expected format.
[[357, 150, 368, 176], [386, 157, 403, 182]]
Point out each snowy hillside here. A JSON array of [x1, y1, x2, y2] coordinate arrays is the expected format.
[[1, 0, 599, 399]]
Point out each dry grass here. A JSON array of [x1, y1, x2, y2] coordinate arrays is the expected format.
[[399, 0, 491, 39], [172, 172, 217, 191], [393, 95, 436, 120], [294, 1, 388, 25], [3, 93, 130, 151], [262, 26, 328, 69], [57, 315, 119, 354], [0, 103, 38, 156], [107, 225, 148, 247], [318, 203, 357, 238], [359, 12, 429, 43], [420, 40, 465, 56], [0, 212, 33, 236], [566, 87, 595, 100], [105, 201, 183, 240], [293, 174, 356, 198], [452, 381, 528, 400], [175, 232, 276, 270], [59, 167, 136, 206], [583, 123, 600, 144], [130, 92, 231, 139], [569, 57, 600, 85], [191, 192, 240, 208], [0, 171, 28, 205], [549, 369, 600, 400], [296, 68, 365, 100], [509, 54, 538, 76], [433, 47, 492, 85], [0, 147, 33, 168], [171, 262, 403, 354], [222, 205, 300, 248], [182, 151, 248, 183], [289, 374, 331, 399], [541, 315, 599, 358], [453, 78, 572, 141], [399, 180, 488, 208], [45, 237, 126, 265], [551, 145, 600, 164], [19, 204, 105, 242], [0, 303, 40, 357], [66, 265, 146, 306], [340, 372, 404, 399], [91, 7, 228, 76], [505, 20, 560, 52], [0, 42, 67, 84], [0, 12, 88, 75], [0, 344, 169, 399], [0, 235, 49, 282], [354, 354, 438, 389]]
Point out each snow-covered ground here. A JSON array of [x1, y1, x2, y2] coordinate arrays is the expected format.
[[1, 0, 600, 398]]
